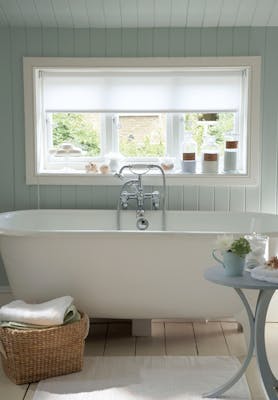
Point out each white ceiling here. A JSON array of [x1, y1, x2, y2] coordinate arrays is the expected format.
[[0, 0, 278, 29]]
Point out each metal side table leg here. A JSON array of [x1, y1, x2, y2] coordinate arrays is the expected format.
[[255, 289, 278, 399], [203, 288, 255, 398]]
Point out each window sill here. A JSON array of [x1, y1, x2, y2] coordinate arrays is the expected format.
[[27, 171, 258, 186]]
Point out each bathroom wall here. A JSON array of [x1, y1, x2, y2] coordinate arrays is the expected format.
[[0, 26, 278, 286]]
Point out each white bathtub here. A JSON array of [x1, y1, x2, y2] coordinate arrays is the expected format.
[[1, 209, 278, 320]]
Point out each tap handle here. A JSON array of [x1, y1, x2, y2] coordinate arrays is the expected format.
[[152, 190, 160, 210]]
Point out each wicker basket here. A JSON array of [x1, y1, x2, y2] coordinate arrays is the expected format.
[[0, 311, 89, 384]]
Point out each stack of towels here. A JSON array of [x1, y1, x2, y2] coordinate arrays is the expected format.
[[0, 296, 80, 329]]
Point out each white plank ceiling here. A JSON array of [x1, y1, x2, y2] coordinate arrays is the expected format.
[[1, 0, 278, 28]]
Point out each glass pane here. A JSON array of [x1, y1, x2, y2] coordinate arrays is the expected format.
[[50, 112, 101, 156], [119, 113, 166, 157], [184, 112, 236, 156]]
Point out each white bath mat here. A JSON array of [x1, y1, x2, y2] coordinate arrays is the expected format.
[[33, 356, 250, 400]]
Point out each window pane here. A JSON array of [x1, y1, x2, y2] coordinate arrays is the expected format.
[[119, 113, 166, 157], [50, 112, 101, 156], [184, 112, 236, 156]]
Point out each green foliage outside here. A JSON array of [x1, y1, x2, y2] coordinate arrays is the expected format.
[[51, 112, 234, 159], [120, 135, 165, 157], [52, 113, 100, 156], [184, 112, 235, 155]]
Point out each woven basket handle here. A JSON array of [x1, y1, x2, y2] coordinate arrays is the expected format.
[[0, 340, 7, 359], [83, 314, 90, 339]]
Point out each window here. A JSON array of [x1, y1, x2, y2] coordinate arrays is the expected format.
[[24, 57, 261, 185]]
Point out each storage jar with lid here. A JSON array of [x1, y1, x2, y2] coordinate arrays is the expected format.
[[181, 131, 197, 173], [224, 132, 239, 172], [201, 136, 219, 174]]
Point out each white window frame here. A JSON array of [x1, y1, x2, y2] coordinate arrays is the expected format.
[[23, 57, 261, 186]]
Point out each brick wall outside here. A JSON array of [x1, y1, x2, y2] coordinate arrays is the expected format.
[[119, 114, 166, 144]]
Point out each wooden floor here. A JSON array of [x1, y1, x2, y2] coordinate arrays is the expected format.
[[1, 320, 277, 400]]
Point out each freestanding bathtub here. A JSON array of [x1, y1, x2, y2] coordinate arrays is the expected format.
[[0, 209, 278, 320]]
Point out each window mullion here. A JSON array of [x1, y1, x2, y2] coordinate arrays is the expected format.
[[102, 113, 119, 155]]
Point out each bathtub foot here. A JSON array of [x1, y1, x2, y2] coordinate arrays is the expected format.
[[132, 319, 152, 337], [237, 322, 243, 332]]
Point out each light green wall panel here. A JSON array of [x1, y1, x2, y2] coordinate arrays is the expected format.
[[0, 26, 276, 286]]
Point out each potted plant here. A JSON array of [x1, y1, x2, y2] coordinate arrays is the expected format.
[[212, 235, 251, 276]]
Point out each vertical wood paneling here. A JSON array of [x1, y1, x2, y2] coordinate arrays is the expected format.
[[200, 27, 217, 56], [137, 28, 153, 56], [39, 186, 61, 209], [214, 187, 230, 211], [57, 28, 74, 55], [229, 187, 245, 212], [169, 28, 185, 56], [76, 187, 93, 209], [26, 27, 43, 210], [42, 28, 59, 55], [184, 28, 201, 56], [232, 27, 250, 56], [183, 185, 198, 210], [105, 187, 120, 209], [122, 28, 138, 56], [216, 27, 233, 56], [0, 28, 14, 213], [11, 28, 31, 210], [0, 26, 276, 277], [261, 28, 278, 213], [90, 28, 106, 56], [245, 27, 265, 213], [168, 187, 183, 210], [57, 28, 76, 208], [106, 28, 122, 56], [60, 186, 76, 209], [74, 29, 90, 56], [198, 186, 215, 211], [153, 28, 169, 56]]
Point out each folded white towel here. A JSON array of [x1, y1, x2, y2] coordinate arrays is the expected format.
[[0, 296, 74, 326], [251, 266, 278, 284]]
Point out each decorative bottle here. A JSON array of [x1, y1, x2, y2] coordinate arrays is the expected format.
[[224, 132, 239, 173], [244, 233, 269, 270], [181, 131, 197, 173], [201, 136, 219, 174]]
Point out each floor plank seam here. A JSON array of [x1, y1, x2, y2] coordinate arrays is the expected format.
[[23, 383, 30, 400], [220, 322, 232, 356], [134, 336, 138, 356], [191, 323, 199, 356], [102, 323, 109, 356], [163, 323, 167, 356]]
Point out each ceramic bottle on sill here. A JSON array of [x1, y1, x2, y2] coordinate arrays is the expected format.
[[224, 132, 239, 173], [201, 136, 219, 174], [181, 131, 197, 173]]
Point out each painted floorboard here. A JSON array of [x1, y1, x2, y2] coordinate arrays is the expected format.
[[2, 321, 276, 399]]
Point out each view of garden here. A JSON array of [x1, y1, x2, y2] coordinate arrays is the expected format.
[[51, 112, 235, 158]]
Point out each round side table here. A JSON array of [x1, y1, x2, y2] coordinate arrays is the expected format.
[[204, 266, 278, 399]]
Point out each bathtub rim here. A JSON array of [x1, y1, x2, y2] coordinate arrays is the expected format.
[[0, 209, 278, 237]]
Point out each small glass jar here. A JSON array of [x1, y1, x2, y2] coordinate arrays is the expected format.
[[244, 233, 269, 270], [224, 132, 239, 172], [201, 136, 219, 174], [181, 131, 197, 173]]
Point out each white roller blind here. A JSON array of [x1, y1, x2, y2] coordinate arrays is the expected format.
[[41, 68, 244, 112]]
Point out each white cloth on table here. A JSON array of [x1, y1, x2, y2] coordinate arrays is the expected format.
[[251, 266, 278, 284]]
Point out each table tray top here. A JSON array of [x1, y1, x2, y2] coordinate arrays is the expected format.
[[205, 266, 278, 290]]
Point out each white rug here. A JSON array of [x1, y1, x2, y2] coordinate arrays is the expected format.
[[33, 356, 250, 400]]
